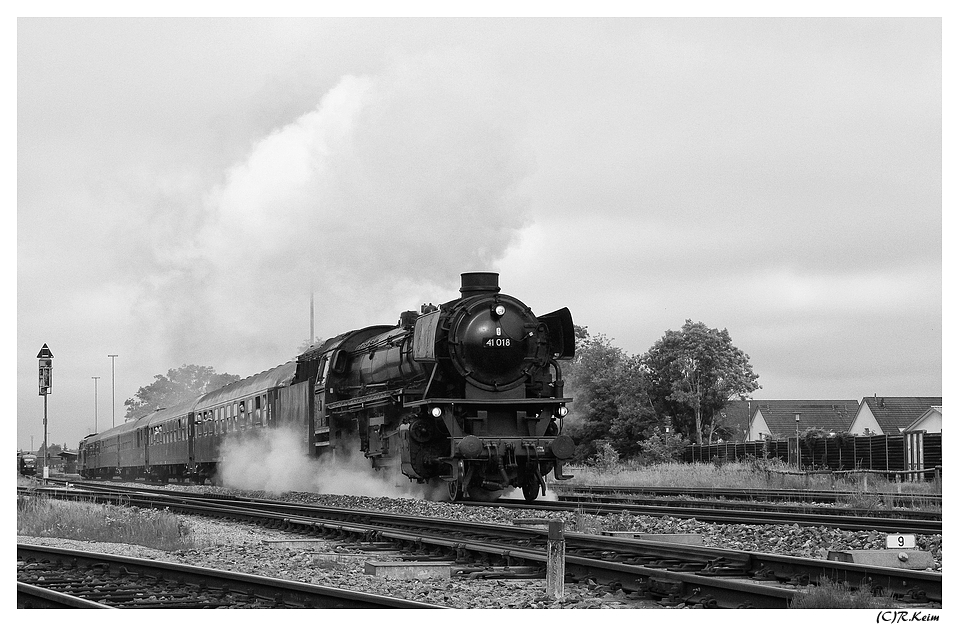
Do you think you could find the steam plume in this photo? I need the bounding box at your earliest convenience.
[136,51,533,372]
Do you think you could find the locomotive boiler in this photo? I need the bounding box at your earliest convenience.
[78,272,576,502]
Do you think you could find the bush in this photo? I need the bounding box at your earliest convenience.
[637,430,687,465]
[590,441,621,473]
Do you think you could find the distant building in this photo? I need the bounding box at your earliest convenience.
[848,396,942,435]
[58,449,78,474]
[746,400,859,441]
[906,406,942,433]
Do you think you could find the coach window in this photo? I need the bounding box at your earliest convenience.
[254,396,262,427]
[239,401,246,428]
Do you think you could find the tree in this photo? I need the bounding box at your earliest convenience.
[124,364,240,420]
[563,328,659,460]
[298,337,326,353]
[642,320,760,444]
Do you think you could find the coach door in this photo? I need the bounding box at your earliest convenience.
[139,427,150,468]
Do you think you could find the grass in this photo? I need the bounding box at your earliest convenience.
[554,460,940,494]
[549,460,941,514]
[790,577,897,609]
[17,493,206,551]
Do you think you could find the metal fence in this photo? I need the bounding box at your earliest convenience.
[683,432,942,480]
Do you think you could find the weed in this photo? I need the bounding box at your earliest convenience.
[17,494,206,551]
[790,577,896,609]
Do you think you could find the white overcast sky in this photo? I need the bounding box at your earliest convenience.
[15,13,945,451]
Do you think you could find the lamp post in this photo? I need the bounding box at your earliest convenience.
[92,376,100,433]
[108,355,118,427]
[795,413,801,437]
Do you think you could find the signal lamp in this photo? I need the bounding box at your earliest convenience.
[430,406,443,418]
[493,304,506,317]
[557,406,569,417]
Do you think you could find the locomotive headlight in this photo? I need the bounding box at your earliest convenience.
[493,304,506,317]
[557,406,569,417]
[430,406,443,418]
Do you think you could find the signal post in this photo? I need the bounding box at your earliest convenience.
[37,344,53,479]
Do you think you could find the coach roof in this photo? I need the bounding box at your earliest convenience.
[195,361,297,410]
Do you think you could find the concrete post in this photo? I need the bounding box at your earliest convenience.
[513,518,566,599]
[546,520,565,599]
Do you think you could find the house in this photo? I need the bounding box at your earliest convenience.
[848,396,943,435]
[906,406,942,433]
[746,400,859,441]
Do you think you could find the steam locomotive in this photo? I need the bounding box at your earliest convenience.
[78,272,576,501]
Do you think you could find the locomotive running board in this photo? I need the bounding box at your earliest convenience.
[326,389,401,412]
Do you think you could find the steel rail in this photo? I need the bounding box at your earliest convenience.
[553,492,941,519]
[18,544,444,609]
[469,498,942,534]
[553,484,942,506]
[17,582,116,609]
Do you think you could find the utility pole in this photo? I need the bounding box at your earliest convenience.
[108,354,118,427]
[92,376,100,432]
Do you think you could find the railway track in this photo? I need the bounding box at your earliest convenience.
[552,485,942,508]
[473,497,942,535]
[22,482,943,608]
[17,543,443,609]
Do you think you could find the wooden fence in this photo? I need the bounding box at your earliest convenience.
[683,432,942,480]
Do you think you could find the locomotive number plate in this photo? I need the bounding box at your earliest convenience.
[484,338,512,348]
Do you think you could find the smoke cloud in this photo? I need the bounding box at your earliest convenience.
[217,425,430,498]
[216,425,561,502]
[135,51,533,372]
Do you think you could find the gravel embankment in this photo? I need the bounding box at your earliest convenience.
[18,486,941,609]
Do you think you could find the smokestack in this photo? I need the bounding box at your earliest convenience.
[460,272,500,295]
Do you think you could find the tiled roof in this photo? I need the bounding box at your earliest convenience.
[862,397,942,434]
[753,400,859,436]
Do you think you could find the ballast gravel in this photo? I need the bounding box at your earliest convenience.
[18,485,942,609]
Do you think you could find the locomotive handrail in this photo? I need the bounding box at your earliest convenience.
[403,397,573,407]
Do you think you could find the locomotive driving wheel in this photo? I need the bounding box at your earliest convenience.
[447,480,462,502]
[522,470,540,502]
